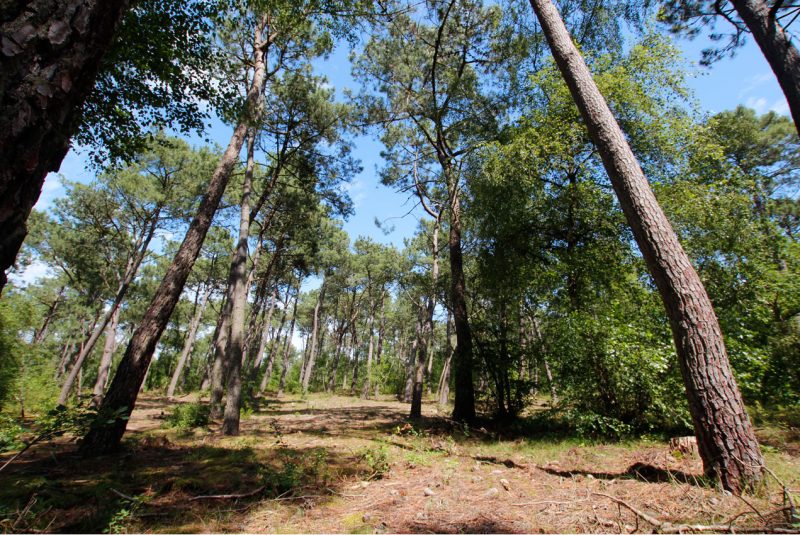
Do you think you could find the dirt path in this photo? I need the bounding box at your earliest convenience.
[1,394,797,533]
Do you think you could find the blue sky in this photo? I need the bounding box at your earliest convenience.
[32,26,790,255]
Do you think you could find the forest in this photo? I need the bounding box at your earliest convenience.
[0,0,798,533]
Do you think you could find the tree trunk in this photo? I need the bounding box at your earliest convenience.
[403,335,418,403]
[57,212,158,406]
[33,286,64,343]
[528,0,764,494]
[251,286,277,371]
[425,220,440,396]
[259,284,291,395]
[326,328,346,393]
[78,20,270,455]
[277,286,299,397]
[361,301,375,399]
[209,279,235,418]
[221,128,256,436]
[374,295,385,398]
[90,306,120,408]
[438,313,454,407]
[302,279,326,394]
[167,283,211,399]
[730,0,800,136]
[542,356,558,405]
[349,322,360,394]
[0,0,131,293]
[410,304,427,419]
[448,183,475,422]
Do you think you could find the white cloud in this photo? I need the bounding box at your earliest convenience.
[343,179,367,208]
[745,96,768,114]
[770,98,790,115]
[9,260,53,287]
[738,72,772,99]
[33,175,66,211]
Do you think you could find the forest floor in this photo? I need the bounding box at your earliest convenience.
[1,394,798,534]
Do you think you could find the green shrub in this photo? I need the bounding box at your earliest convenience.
[359,445,391,479]
[164,402,210,429]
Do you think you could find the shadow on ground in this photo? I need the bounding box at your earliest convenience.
[0,438,367,533]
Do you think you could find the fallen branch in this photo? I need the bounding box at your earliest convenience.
[189,486,265,501]
[110,488,138,501]
[473,456,527,469]
[512,498,590,507]
[592,492,800,534]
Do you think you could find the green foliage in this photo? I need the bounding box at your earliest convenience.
[0,414,25,453]
[0,295,22,411]
[164,403,210,430]
[358,445,391,479]
[79,0,223,164]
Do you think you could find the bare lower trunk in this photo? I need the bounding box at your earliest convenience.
[90,306,120,408]
[326,329,346,393]
[167,284,211,399]
[302,280,326,394]
[731,0,800,136]
[361,305,374,399]
[78,20,269,454]
[437,313,454,407]
[542,357,558,405]
[222,129,256,436]
[277,288,299,397]
[448,186,475,422]
[529,0,764,493]
[252,287,277,371]
[259,285,291,395]
[403,335,418,404]
[410,305,427,419]
[374,298,385,398]
[0,0,131,292]
[209,289,233,417]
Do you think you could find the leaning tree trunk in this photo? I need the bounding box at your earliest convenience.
[57,214,158,406]
[167,283,211,400]
[222,129,256,436]
[277,287,299,397]
[33,286,64,343]
[90,306,120,408]
[209,278,235,418]
[302,279,326,394]
[259,285,291,395]
[447,182,476,422]
[528,0,764,494]
[730,0,800,136]
[78,21,269,455]
[0,0,131,293]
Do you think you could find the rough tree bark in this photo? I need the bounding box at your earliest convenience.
[0,0,131,292]
[90,306,120,408]
[448,180,475,422]
[730,0,800,136]
[167,283,211,400]
[79,20,270,455]
[221,128,257,436]
[528,0,764,493]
